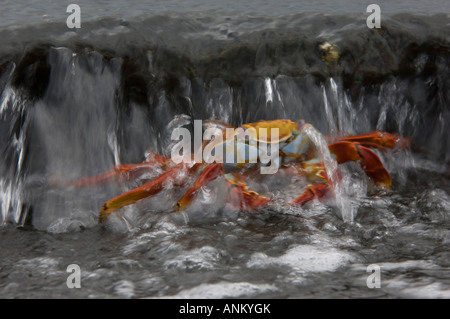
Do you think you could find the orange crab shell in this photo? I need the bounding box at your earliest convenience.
[240,119,301,144]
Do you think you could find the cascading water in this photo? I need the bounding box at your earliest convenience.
[0,6,449,299]
[0,80,30,226]
[302,123,353,222]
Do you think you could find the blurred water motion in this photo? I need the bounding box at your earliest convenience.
[0,9,448,298]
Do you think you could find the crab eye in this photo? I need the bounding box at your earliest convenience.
[297,119,306,131]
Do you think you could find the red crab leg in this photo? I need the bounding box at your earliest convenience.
[224,173,272,210]
[289,162,332,206]
[292,183,329,206]
[99,163,187,222]
[70,163,156,187]
[328,141,392,188]
[70,154,172,187]
[175,163,225,211]
[336,131,410,152]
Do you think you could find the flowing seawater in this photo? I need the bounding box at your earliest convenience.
[0,2,449,298]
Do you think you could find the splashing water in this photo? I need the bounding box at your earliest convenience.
[303,124,355,222]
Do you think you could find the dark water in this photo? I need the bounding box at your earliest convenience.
[0,4,449,298]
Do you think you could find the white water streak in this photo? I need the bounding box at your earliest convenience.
[108,131,121,166]
[264,77,273,103]
[322,83,337,136]
[303,124,353,222]
[0,79,27,226]
[0,179,24,225]
[265,77,287,117]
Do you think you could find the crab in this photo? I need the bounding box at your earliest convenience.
[69,119,409,223]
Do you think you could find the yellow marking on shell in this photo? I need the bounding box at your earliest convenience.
[241,119,298,144]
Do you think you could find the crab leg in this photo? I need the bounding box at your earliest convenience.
[289,162,332,206]
[173,164,272,212]
[99,163,187,222]
[70,163,157,187]
[175,163,224,211]
[292,183,329,206]
[224,173,272,210]
[70,154,172,187]
[328,141,392,187]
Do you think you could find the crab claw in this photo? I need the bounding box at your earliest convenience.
[328,141,392,188]
[337,131,410,152]
[291,183,329,206]
[99,164,184,223]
